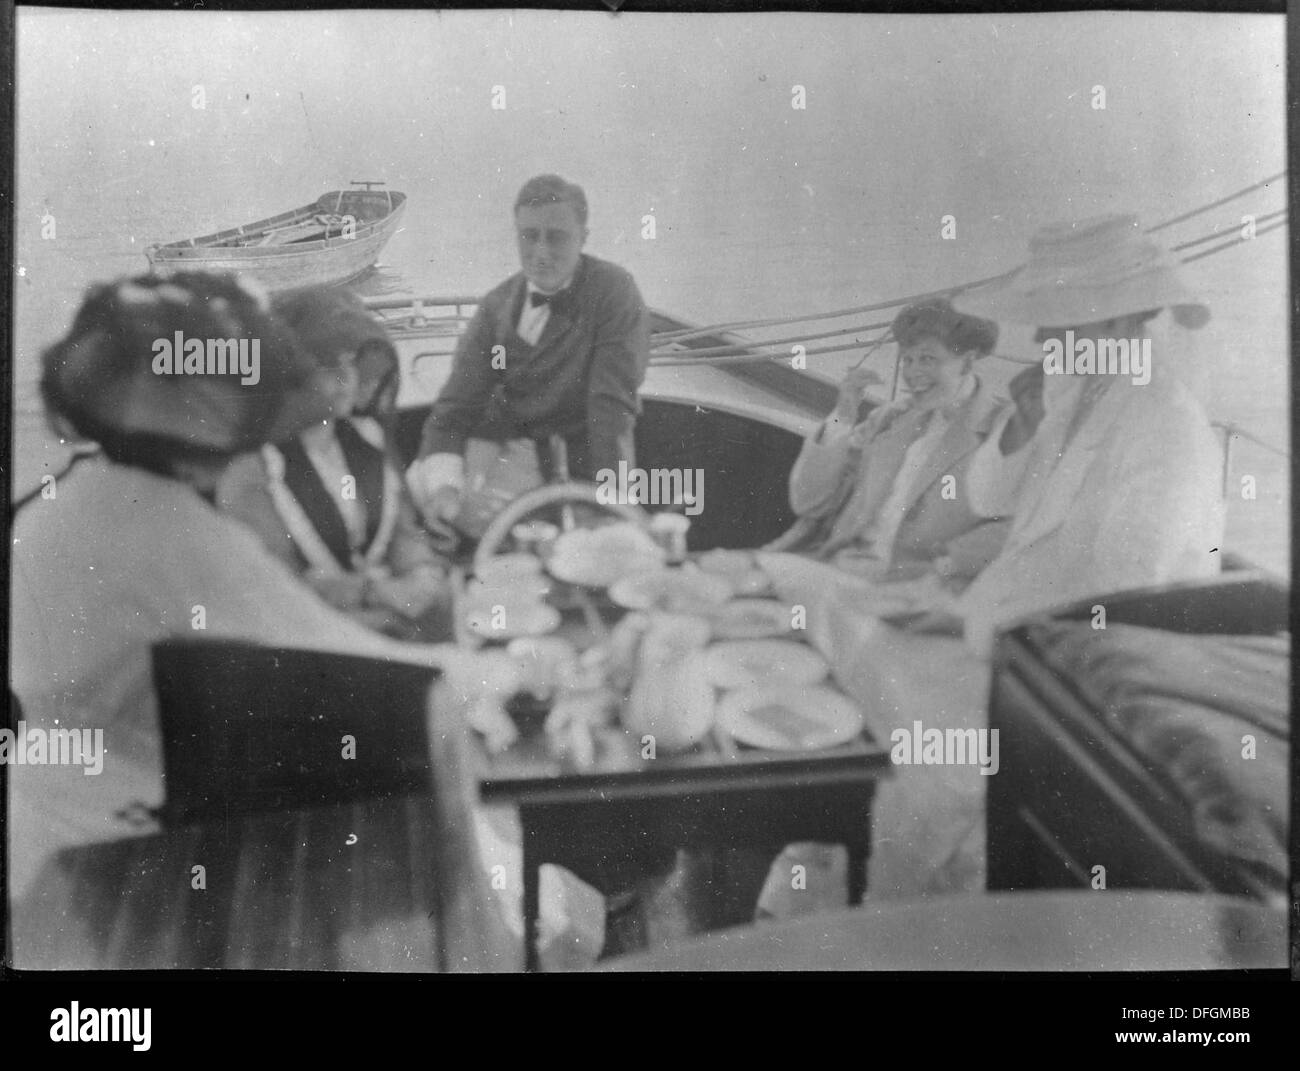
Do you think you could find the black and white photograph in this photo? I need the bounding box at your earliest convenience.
[2,0,1291,1008]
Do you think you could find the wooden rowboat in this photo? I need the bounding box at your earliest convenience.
[145,182,406,293]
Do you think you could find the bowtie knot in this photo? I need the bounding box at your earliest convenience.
[530,289,569,309]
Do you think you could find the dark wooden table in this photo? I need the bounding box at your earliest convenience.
[476,691,891,971]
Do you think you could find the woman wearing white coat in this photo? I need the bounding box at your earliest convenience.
[948,212,1224,650]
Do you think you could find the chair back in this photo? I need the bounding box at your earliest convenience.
[152,639,439,825]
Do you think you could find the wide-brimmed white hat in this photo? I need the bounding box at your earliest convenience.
[952,213,1210,331]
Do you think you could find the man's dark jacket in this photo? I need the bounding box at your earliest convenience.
[417,254,650,480]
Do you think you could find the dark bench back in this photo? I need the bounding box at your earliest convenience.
[152,640,439,825]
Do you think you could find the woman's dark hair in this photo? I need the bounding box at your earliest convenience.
[272,288,400,419]
[39,272,315,476]
[892,297,999,356]
[40,370,233,478]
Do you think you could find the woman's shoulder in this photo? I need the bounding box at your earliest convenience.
[219,447,270,482]
[215,448,275,511]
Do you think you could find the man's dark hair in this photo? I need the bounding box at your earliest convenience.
[514,174,588,226]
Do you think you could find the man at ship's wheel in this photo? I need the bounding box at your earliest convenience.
[406,173,650,543]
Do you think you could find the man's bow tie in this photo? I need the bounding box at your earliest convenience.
[530,289,568,309]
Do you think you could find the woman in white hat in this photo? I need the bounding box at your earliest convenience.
[947,212,1225,647]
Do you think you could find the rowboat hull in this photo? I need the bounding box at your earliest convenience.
[145,190,406,293]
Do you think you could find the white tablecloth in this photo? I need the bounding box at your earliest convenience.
[756,553,994,904]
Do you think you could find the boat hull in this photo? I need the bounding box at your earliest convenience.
[146,191,406,293]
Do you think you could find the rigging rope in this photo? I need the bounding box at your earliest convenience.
[650,270,1017,344]
[650,338,878,368]
[1146,170,1287,233]
[650,218,1288,372]
[651,205,1289,368]
[1180,217,1287,264]
[650,172,1289,351]
[653,320,894,361]
[1170,209,1286,252]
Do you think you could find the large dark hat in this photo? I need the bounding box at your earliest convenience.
[273,286,400,415]
[41,272,334,453]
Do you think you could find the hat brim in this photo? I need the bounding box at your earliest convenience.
[953,268,1210,331]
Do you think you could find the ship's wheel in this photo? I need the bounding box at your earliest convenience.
[471,481,652,578]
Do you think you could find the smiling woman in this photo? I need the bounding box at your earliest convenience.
[768,297,1008,586]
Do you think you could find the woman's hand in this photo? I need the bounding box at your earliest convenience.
[833,366,885,422]
[365,565,449,619]
[899,610,966,637]
[306,568,366,610]
[416,486,463,546]
[1000,364,1046,453]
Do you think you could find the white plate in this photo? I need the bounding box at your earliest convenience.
[717,685,864,750]
[704,639,828,689]
[475,553,543,584]
[463,600,561,639]
[609,568,733,612]
[695,549,757,575]
[547,524,665,587]
[725,569,774,598]
[709,599,799,640]
[465,574,553,604]
[694,551,772,596]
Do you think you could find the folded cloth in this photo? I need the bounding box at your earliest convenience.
[1026,622,1289,883]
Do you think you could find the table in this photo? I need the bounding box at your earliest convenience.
[457,551,894,972]
[479,730,889,971]
[466,578,892,971]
